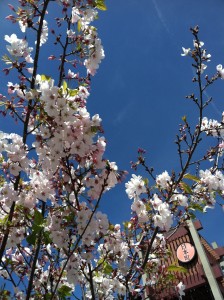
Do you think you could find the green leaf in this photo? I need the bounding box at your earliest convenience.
[103,262,113,274]
[188,203,204,213]
[77,20,82,32]
[34,210,44,226]
[27,210,44,245]
[91,126,99,133]
[41,74,51,81]
[97,258,104,266]
[58,285,72,298]
[26,232,37,245]
[143,178,149,186]
[0,215,9,226]
[145,202,152,211]
[69,89,78,96]
[182,115,187,122]
[166,273,176,281]
[43,231,52,245]
[0,289,11,299]
[123,221,131,229]
[108,224,114,231]
[0,176,5,188]
[167,265,188,273]
[95,0,107,10]
[183,173,200,182]
[188,212,196,219]
[62,80,67,91]
[180,181,192,194]
[34,293,51,300]
[2,55,12,64]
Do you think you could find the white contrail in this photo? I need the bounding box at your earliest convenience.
[113,101,135,126]
[151,0,171,35]
[190,66,222,117]
[204,90,222,117]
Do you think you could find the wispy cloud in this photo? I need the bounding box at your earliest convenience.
[204,90,223,117]
[190,66,222,117]
[113,101,134,126]
[151,0,171,35]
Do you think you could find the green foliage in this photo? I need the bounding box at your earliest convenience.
[0,285,10,300]
[40,74,51,81]
[0,175,6,187]
[77,20,82,32]
[0,215,9,227]
[91,126,99,133]
[27,210,45,245]
[181,115,187,122]
[69,89,78,96]
[62,80,68,91]
[143,177,149,186]
[123,221,131,229]
[58,285,73,299]
[183,173,200,182]
[97,258,113,274]
[43,231,52,245]
[180,181,192,194]
[95,0,107,11]
[2,55,12,65]
[188,212,196,219]
[167,264,188,273]
[188,203,204,213]
[35,293,52,300]
[103,261,113,274]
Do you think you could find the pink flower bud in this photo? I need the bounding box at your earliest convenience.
[8,4,15,11]
[48,55,56,60]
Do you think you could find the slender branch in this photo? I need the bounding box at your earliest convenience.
[125,225,158,289]
[171,36,204,194]
[141,227,159,270]
[0,201,15,263]
[58,17,71,87]
[24,0,50,142]
[26,202,46,300]
[1,260,17,287]
[88,263,96,300]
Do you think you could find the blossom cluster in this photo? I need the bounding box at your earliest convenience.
[70,7,105,75]
[201,113,224,139]
[5,33,33,63]
[181,39,211,74]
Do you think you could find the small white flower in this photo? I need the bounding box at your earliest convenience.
[200,63,207,74]
[216,64,224,79]
[202,50,211,61]
[176,282,185,298]
[181,47,191,56]
[156,171,171,189]
[71,7,80,23]
[193,40,204,48]
[125,174,147,199]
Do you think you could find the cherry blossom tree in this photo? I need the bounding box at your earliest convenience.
[0,0,223,299]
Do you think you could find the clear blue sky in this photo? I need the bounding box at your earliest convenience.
[0,0,224,245]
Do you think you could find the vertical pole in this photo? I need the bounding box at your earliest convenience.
[187,219,223,300]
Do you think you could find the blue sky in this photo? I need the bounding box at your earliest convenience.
[0,0,224,246]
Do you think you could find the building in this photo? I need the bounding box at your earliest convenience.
[163,220,224,299]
